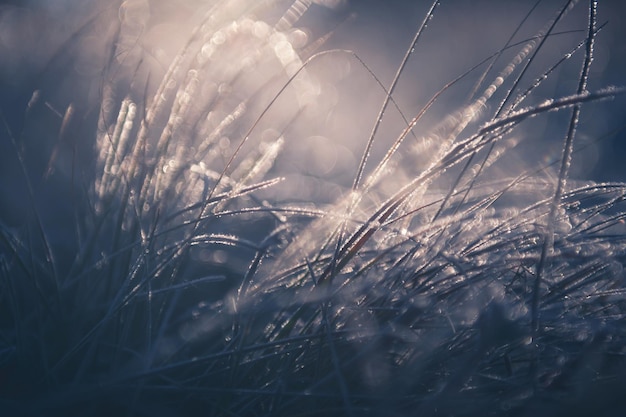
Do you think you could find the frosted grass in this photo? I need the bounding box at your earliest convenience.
[1,0,626,416]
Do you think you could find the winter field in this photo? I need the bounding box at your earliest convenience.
[1,0,626,415]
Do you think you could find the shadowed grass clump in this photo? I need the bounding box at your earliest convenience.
[1,0,626,416]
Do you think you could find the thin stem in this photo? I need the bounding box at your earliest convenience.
[531,0,597,375]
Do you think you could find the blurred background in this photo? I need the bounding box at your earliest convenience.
[1,0,625,224]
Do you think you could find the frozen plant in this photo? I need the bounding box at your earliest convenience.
[1,0,626,416]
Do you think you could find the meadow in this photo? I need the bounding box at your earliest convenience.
[1,0,626,415]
